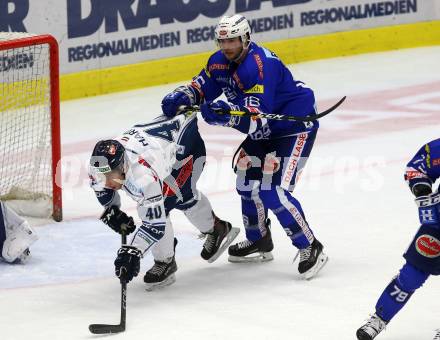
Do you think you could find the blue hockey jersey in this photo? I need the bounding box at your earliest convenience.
[190,42,318,139]
[405,138,440,193]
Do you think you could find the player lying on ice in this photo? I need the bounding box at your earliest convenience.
[161,14,328,279]
[356,138,440,340]
[0,200,38,264]
[88,112,239,290]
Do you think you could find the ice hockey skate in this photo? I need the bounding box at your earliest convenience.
[144,239,178,291]
[200,215,239,263]
[356,314,387,340]
[228,219,274,263]
[296,238,328,280]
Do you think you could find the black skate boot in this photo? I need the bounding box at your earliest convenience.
[228,219,274,263]
[200,214,240,263]
[297,238,328,280]
[144,238,178,291]
[356,314,387,340]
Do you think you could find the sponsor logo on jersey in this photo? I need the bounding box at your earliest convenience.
[288,205,314,243]
[404,167,425,180]
[208,63,229,72]
[282,133,308,187]
[425,144,431,169]
[124,179,143,196]
[253,54,264,79]
[433,158,440,167]
[244,84,264,94]
[415,234,440,258]
[255,201,268,236]
[233,72,244,90]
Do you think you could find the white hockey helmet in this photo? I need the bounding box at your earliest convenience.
[215,15,251,48]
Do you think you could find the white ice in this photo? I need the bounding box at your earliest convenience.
[1,46,440,340]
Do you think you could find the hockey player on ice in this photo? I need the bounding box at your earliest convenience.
[89,112,239,289]
[0,200,38,264]
[161,14,328,279]
[356,138,440,340]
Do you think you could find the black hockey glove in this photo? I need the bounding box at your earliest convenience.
[100,206,136,235]
[114,246,142,283]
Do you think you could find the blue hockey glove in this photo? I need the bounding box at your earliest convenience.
[415,192,440,225]
[200,100,234,126]
[114,246,142,283]
[161,86,195,117]
[100,206,136,235]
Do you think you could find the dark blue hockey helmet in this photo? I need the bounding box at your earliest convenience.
[90,139,125,174]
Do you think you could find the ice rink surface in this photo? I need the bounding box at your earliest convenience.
[1,46,439,340]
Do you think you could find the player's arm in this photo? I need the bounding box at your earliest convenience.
[200,57,275,134]
[406,140,440,226]
[88,169,136,235]
[114,175,167,283]
[161,58,223,118]
[404,140,440,197]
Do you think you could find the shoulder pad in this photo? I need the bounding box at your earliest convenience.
[236,52,263,91]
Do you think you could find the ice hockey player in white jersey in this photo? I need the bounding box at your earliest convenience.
[89,112,239,289]
[0,200,38,264]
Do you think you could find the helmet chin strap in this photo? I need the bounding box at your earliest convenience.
[232,46,249,63]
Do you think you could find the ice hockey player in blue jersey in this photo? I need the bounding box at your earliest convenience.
[356,138,440,340]
[89,113,238,290]
[161,14,328,279]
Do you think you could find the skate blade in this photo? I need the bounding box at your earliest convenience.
[145,274,176,292]
[302,252,329,280]
[228,251,274,263]
[207,227,240,264]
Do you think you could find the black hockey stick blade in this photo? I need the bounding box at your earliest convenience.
[89,233,127,335]
[89,323,125,334]
[297,95,347,122]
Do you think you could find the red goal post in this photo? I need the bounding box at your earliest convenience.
[0,33,62,221]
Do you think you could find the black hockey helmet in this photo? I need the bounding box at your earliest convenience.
[90,139,125,174]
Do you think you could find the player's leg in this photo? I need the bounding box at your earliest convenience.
[181,191,239,263]
[356,223,440,340]
[0,201,38,264]
[228,185,274,262]
[144,217,178,291]
[228,138,274,262]
[260,131,327,278]
[173,129,239,263]
[356,262,429,340]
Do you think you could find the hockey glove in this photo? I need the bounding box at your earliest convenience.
[200,100,234,126]
[161,86,195,117]
[100,206,136,235]
[114,245,142,283]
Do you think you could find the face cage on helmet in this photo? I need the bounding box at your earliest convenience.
[90,162,125,190]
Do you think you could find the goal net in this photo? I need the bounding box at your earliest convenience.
[0,33,62,221]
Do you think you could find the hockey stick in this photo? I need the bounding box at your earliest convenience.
[181,96,346,122]
[89,232,127,334]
